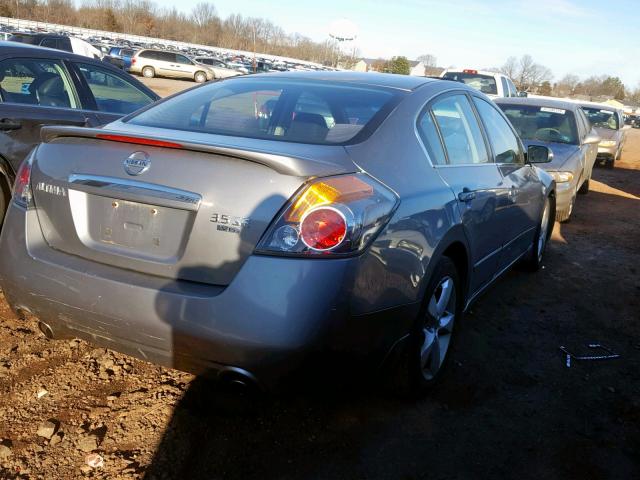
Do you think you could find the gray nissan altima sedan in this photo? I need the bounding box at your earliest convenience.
[0,72,556,393]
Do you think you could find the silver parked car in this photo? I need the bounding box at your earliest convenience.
[193,57,242,79]
[495,97,600,222]
[130,49,214,83]
[0,72,555,392]
[580,103,629,168]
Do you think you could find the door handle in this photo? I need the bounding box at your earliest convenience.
[0,118,22,131]
[458,189,476,202]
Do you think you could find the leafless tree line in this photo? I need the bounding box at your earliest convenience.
[498,54,635,102]
[0,0,341,64]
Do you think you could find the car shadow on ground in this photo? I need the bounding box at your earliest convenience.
[142,165,640,480]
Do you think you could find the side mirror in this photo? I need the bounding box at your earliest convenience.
[583,133,601,145]
[527,145,553,163]
[518,91,528,98]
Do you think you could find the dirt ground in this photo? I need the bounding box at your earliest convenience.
[0,86,639,478]
[138,77,197,97]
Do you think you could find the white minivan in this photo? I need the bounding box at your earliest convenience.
[440,68,521,98]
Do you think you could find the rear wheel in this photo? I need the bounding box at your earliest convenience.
[402,256,461,395]
[142,67,155,78]
[194,71,207,83]
[0,176,9,227]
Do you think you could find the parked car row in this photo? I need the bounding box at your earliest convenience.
[0,44,629,394]
[0,50,562,393]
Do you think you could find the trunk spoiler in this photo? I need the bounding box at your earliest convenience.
[40,126,355,178]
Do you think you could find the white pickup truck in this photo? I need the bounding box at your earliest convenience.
[440,68,522,98]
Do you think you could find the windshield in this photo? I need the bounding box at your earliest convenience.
[581,107,619,130]
[127,78,400,145]
[498,104,578,145]
[442,72,498,95]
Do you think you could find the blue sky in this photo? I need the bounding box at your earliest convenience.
[154,0,638,86]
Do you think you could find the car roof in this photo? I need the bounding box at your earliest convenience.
[9,32,65,39]
[494,96,581,112]
[232,71,437,91]
[0,40,81,58]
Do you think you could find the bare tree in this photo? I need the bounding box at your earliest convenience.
[501,55,553,91]
[416,54,437,67]
[500,56,518,79]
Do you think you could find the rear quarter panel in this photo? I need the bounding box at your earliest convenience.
[345,83,468,317]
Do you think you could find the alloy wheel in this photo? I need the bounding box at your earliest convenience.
[421,276,456,380]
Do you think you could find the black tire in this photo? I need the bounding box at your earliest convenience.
[400,256,462,396]
[522,195,554,272]
[142,66,155,78]
[578,178,590,195]
[0,176,10,228]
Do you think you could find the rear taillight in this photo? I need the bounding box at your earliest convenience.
[256,174,398,257]
[131,58,136,65]
[13,151,34,209]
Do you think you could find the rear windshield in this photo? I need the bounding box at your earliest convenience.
[581,107,619,130]
[498,104,578,145]
[126,78,401,145]
[442,72,498,95]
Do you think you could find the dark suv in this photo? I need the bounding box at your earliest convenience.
[0,42,159,224]
[8,33,73,52]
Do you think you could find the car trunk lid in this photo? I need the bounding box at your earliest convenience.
[31,127,356,285]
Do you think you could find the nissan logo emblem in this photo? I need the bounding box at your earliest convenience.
[123,151,151,176]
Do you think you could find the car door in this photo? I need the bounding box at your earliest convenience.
[472,96,543,270]
[174,54,196,79]
[0,56,100,174]
[69,61,157,124]
[419,92,507,293]
[155,52,176,77]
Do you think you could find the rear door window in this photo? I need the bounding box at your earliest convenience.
[158,52,176,63]
[417,110,447,166]
[0,58,78,109]
[76,62,154,114]
[175,55,193,65]
[40,38,57,49]
[431,94,490,165]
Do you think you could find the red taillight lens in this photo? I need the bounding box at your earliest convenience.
[13,154,33,208]
[256,174,399,257]
[300,207,347,251]
[131,58,136,65]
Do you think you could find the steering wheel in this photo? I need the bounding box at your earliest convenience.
[535,128,563,141]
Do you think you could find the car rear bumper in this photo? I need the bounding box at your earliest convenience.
[0,207,414,389]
